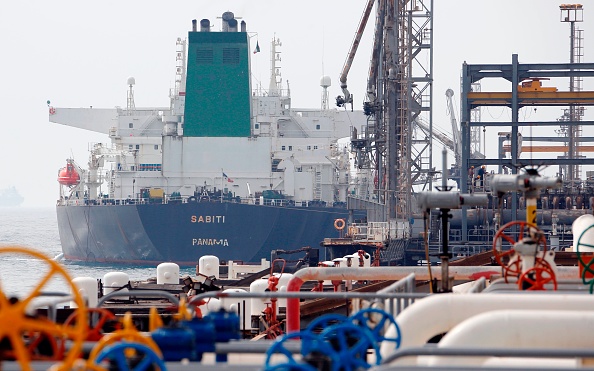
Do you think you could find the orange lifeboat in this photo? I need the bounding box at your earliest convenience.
[58,163,80,186]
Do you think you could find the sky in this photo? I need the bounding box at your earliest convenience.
[0,0,592,206]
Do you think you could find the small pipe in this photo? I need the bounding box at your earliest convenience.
[192,19,197,32]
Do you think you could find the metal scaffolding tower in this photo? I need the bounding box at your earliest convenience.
[460,54,594,240]
[349,0,434,227]
[559,4,584,183]
[559,4,585,182]
[391,0,434,221]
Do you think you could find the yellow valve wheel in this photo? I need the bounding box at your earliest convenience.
[148,307,164,332]
[0,246,87,371]
[87,311,162,368]
[172,297,192,322]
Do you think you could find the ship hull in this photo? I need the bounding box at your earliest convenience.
[57,202,362,266]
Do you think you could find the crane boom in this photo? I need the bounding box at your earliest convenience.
[445,89,462,166]
[415,120,455,154]
[336,0,375,109]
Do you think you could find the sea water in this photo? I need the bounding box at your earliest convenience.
[0,207,196,299]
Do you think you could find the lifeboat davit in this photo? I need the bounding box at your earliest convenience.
[58,163,80,186]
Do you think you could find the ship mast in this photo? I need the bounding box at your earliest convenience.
[126,77,136,114]
[269,36,282,96]
[175,37,187,95]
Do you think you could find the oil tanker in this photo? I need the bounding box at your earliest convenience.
[50,13,368,266]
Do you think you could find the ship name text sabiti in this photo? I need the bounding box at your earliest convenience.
[191,215,225,223]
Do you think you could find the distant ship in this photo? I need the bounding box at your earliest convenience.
[49,12,369,266]
[0,187,24,207]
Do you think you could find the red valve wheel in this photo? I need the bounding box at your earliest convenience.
[493,221,546,271]
[518,260,557,291]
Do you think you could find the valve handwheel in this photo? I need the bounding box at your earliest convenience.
[63,307,119,342]
[0,246,87,371]
[350,308,402,350]
[493,221,547,277]
[264,331,340,371]
[87,312,162,365]
[502,255,522,283]
[93,341,167,371]
[574,223,594,293]
[518,260,557,291]
[305,313,347,334]
[320,322,380,370]
[4,322,62,362]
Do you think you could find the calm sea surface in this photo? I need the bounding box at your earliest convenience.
[0,207,196,298]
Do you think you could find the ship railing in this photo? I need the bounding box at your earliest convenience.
[252,87,291,98]
[227,259,271,279]
[260,198,292,207]
[117,128,166,137]
[425,243,493,258]
[351,222,390,243]
[237,197,296,206]
[60,195,342,209]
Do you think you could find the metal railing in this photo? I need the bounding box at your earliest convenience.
[58,195,347,208]
[189,290,428,324]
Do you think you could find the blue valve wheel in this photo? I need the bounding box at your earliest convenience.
[305,313,348,334]
[94,341,167,371]
[264,331,340,371]
[350,307,402,349]
[320,322,380,370]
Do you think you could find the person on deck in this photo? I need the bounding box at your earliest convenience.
[476,165,486,187]
[468,166,475,192]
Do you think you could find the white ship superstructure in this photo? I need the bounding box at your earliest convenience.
[50,33,365,207]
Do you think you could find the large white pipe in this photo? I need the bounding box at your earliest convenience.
[380,293,594,360]
[426,309,594,367]
[572,214,594,252]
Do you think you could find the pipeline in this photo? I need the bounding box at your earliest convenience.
[380,292,594,361]
[425,309,594,367]
[286,266,579,333]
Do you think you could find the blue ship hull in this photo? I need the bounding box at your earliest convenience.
[57,202,363,266]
